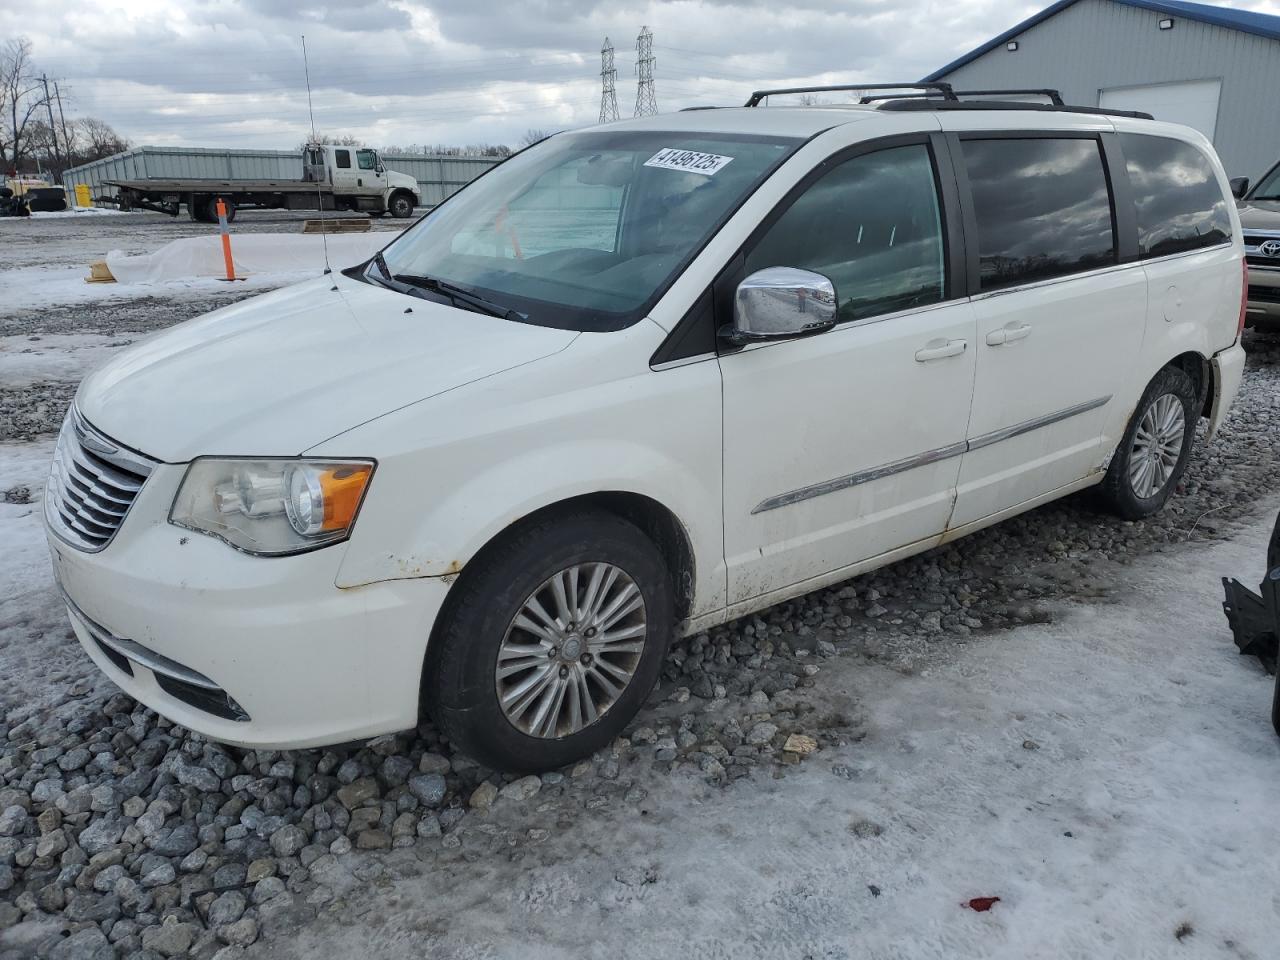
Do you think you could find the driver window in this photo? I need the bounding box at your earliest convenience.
[357,149,377,171]
[746,143,946,323]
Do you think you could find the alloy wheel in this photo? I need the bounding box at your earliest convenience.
[495,562,647,739]
[1129,393,1185,499]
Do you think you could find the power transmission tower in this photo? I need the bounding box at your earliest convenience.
[633,27,657,117]
[599,37,620,123]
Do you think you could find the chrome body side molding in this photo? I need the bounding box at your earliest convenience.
[752,395,1112,514]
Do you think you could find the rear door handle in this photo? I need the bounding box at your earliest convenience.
[985,322,1032,346]
[914,338,967,362]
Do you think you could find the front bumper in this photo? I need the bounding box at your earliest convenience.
[45,461,451,750]
[1246,266,1280,327]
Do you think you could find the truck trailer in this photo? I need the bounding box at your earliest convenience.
[103,144,422,222]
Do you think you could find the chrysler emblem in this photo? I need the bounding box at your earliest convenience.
[76,427,118,457]
[1261,239,1280,258]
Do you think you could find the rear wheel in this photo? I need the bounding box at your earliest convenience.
[426,509,673,772]
[207,196,236,223]
[1097,366,1198,519]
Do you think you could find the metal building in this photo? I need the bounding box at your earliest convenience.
[62,146,501,208]
[924,0,1280,181]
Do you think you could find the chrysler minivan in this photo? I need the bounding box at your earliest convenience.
[45,85,1247,771]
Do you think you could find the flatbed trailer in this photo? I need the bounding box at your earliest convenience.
[101,144,422,222]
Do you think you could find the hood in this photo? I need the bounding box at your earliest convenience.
[77,274,577,462]
[1237,198,1280,231]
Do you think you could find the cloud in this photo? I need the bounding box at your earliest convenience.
[16,0,1280,150]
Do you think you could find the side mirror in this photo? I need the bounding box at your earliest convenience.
[721,267,837,345]
[1230,177,1250,200]
[376,164,385,175]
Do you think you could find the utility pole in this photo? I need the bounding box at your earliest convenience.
[599,37,619,123]
[54,82,73,168]
[40,74,61,174]
[634,27,657,118]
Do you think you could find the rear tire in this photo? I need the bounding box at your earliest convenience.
[426,509,673,772]
[1097,366,1198,520]
[207,196,236,223]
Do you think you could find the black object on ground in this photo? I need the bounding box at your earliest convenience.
[1221,510,1280,735]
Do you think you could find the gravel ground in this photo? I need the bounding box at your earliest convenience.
[1,215,1279,957]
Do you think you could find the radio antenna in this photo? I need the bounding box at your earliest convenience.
[301,34,332,276]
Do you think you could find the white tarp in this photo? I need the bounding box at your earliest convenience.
[104,233,390,284]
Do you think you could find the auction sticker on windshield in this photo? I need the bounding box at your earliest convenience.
[644,148,734,176]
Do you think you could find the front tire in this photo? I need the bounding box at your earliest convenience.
[1097,366,1198,520]
[426,510,673,772]
[388,191,415,219]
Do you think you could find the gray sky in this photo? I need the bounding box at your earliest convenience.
[20,0,1280,151]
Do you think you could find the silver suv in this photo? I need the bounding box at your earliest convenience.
[1233,162,1280,327]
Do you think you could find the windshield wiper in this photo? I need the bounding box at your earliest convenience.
[366,252,420,297]
[1252,194,1280,201]
[393,273,528,322]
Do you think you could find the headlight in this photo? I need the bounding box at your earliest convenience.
[169,459,374,556]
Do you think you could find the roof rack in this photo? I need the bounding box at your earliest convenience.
[877,99,1153,120]
[744,82,956,107]
[856,88,1066,106]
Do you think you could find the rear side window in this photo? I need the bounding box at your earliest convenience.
[745,143,946,322]
[335,149,351,169]
[1120,134,1231,257]
[960,138,1115,291]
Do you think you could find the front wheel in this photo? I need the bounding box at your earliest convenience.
[387,192,415,219]
[1097,366,1198,519]
[426,510,673,772]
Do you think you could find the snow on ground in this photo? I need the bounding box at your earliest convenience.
[259,504,1280,960]
[5,262,325,314]
[105,232,387,282]
[27,207,126,219]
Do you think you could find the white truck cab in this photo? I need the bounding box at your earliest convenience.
[46,84,1248,772]
[304,143,420,218]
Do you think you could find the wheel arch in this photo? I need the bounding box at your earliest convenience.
[419,490,696,708]
[1165,350,1213,418]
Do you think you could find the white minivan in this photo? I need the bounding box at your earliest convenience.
[45,85,1248,771]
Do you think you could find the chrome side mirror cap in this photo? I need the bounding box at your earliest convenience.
[722,267,838,346]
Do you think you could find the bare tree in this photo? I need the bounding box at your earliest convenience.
[75,116,129,162]
[0,37,50,173]
[296,132,366,150]
[519,128,553,148]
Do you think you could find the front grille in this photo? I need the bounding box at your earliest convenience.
[1243,234,1280,272]
[45,407,156,552]
[1248,285,1280,305]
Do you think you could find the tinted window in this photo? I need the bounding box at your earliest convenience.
[961,138,1115,291]
[335,149,351,169]
[746,144,945,322]
[1120,134,1232,257]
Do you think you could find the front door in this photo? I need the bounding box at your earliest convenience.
[720,140,977,605]
[947,133,1147,527]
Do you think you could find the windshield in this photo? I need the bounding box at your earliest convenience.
[1253,162,1280,200]
[376,130,802,331]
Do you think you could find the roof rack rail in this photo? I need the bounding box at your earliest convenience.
[876,99,1153,120]
[744,82,956,107]
[858,88,1065,105]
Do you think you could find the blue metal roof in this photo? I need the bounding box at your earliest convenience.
[923,0,1280,81]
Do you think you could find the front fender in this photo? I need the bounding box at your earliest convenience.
[319,326,726,617]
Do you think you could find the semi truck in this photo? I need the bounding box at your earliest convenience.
[102,143,422,222]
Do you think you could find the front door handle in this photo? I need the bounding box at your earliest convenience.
[985,322,1032,346]
[914,338,967,362]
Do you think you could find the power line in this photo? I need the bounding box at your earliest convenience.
[633,26,657,118]
[599,37,619,123]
